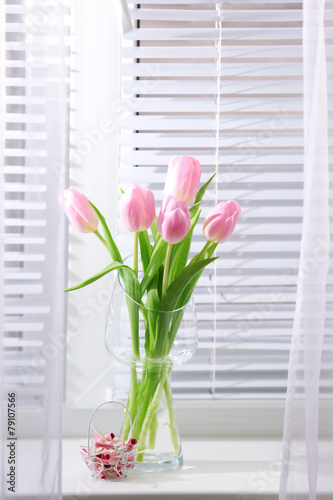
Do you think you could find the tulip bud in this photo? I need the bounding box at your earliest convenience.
[60,188,99,233]
[120,184,155,232]
[164,155,201,205]
[203,200,241,244]
[157,195,191,245]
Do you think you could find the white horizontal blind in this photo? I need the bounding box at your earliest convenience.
[117,1,311,399]
[1,0,69,409]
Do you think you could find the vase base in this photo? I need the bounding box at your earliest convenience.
[132,452,183,474]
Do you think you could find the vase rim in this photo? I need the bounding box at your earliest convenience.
[117,272,193,314]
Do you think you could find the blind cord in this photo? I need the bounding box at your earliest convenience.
[212,0,223,398]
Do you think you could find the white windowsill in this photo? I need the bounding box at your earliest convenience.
[63,438,282,499]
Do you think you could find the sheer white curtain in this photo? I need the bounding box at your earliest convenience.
[0,3,5,498]
[0,1,68,498]
[279,0,333,498]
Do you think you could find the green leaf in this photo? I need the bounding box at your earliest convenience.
[144,324,150,355]
[161,257,217,312]
[189,241,218,267]
[195,173,216,204]
[190,173,216,217]
[66,255,142,359]
[120,263,145,360]
[158,265,164,300]
[139,230,152,273]
[147,285,160,313]
[166,245,218,356]
[166,309,185,356]
[88,201,122,263]
[145,279,160,355]
[150,215,159,243]
[153,257,218,356]
[140,237,167,297]
[125,295,140,358]
[204,242,218,259]
[189,201,201,217]
[182,243,218,305]
[169,209,201,282]
[65,261,136,292]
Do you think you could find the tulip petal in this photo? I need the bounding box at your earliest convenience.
[61,188,99,233]
[68,191,97,228]
[219,210,241,244]
[203,214,222,242]
[143,189,156,230]
[164,155,201,205]
[158,194,191,244]
[203,200,241,243]
[120,185,156,232]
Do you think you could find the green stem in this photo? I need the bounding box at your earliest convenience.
[122,366,138,440]
[162,243,173,295]
[136,366,169,461]
[147,409,158,450]
[132,370,158,439]
[194,240,211,262]
[94,229,108,250]
[134,232,139,276]
[164,369,179,452]
[126,296,140,358]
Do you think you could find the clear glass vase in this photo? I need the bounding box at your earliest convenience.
[105,272,197,472]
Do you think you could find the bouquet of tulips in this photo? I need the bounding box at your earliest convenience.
[61,155,240,460]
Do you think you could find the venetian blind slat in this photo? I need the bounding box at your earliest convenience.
[117,1,312,398]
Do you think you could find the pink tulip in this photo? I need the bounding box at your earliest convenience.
[203,200,241,243]
[164,155,201,205]
[60,188,99,233]
[120,184,155,232]
[158,195,191,244]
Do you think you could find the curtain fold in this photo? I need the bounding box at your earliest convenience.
[279,0,333,498]
[0,2,6,498]
[0,1,68,498]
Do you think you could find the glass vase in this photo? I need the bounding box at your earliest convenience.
[105,272,197,472]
